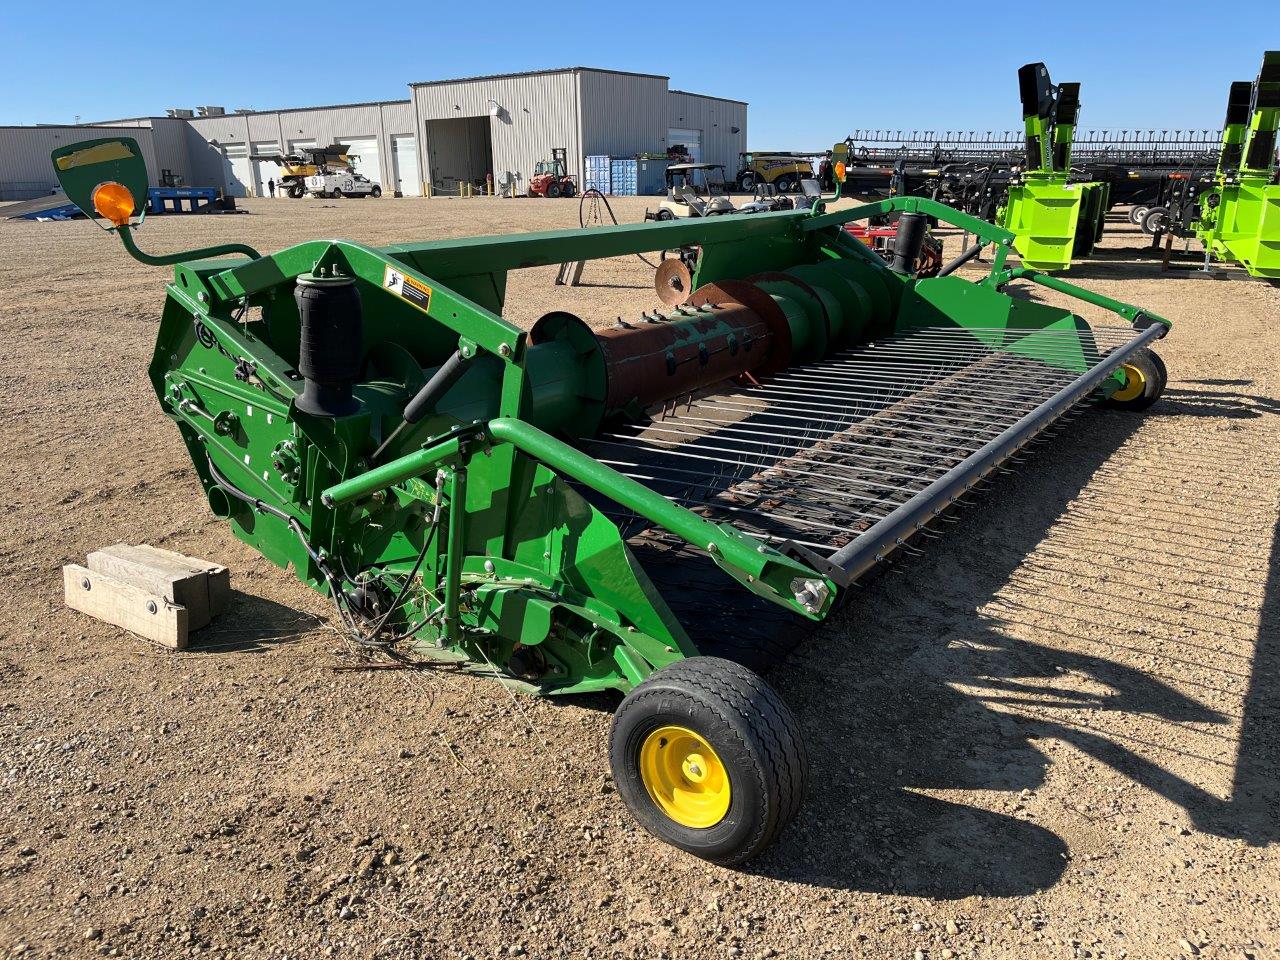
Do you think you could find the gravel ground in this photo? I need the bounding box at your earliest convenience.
[1,194,1278,960]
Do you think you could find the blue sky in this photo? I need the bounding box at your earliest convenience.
[2,0,1274,144]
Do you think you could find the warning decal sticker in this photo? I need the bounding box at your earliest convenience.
[383,265,433,313]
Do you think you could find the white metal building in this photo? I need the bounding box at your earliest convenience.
[410,68,747,193]
[1,67,746,200]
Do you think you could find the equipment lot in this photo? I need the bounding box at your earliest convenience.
[1,197,1278,958]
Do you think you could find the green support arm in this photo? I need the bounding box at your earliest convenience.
[117,224,261,266]
[801,195,1017,247]
[486,418,834,619]
[321,433,468,507]
[318,418,835,620]
[991,266,1172,329]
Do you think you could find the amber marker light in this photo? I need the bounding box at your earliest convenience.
[834,161,847,182]
[92,181,135,227]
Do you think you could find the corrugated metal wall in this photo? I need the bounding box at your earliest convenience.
[578,71,668,163]
[665,92,748,172]
[93,117,194,186]
[1,79,748,202]
[185,101,413,194]
[412,71,581,193]
[0,126,162,199]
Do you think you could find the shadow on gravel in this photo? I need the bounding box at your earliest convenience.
[190,592,324,653]
[742,395,1277,895]
[1215,513,1280,845]
[1154,386,1280,419]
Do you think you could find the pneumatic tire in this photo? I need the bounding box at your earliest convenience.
[1140,206,1168,235]
[609,656,808,865]
[1128,204,1149,226]
[1104,347,1166,411]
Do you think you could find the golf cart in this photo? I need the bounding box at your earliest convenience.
[645,163,736,220]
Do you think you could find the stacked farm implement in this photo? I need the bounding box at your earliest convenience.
[50,135,1171,865]
[1144,51,1280,279]
[831,62,1110,272]
[828,58,1280,274]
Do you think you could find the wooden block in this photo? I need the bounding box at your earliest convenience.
[88,544,213,630]
[128,544,230,617]
[63,564,189,650]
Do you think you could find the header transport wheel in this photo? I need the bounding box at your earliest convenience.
[1104,347,1167,411]
[609,657,808,865]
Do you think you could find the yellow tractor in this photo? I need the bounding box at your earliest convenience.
[734,152,815,193]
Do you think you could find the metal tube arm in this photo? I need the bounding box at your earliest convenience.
[802,195,1018,247]
[990,266,1172,329]
[117,223,260,266]
[485,418,835,620]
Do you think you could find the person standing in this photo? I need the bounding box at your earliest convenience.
[267,178,276,198]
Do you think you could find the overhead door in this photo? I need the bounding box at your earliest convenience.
[220,143,250,197]
[391,135,420,196]
[668,128,701,163]
[251,141,280,197]
[339,137,381,189]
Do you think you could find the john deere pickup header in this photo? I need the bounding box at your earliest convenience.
[51,136,1170,864]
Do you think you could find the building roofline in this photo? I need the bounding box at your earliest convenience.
[669,89,749,106]
[86,98,412,126]
[186,99,413,118]
[0,123,146,130]
[409,66,669,88]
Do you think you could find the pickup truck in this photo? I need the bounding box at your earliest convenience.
[305,172,382,198]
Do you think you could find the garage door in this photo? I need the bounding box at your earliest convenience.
[668,128,701,163]
[339,138,381,189]
[392,135,420,197]
[251,141,280,197]
[220,143,250,198]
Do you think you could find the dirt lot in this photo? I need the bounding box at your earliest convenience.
[1,194,1278,960]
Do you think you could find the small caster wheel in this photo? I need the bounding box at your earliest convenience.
[1105,347,1167,411]
[609,656,808,865]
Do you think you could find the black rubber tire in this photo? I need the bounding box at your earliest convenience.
[561,181,576,198]
[656,208,675,221]
[1128,204,1148,226]
[774,176,794,194]
[331,188,343,199]
[288,184,304,199]
[1140,206,1168,236]
[609,656,808,866]
[1104,347,1167,411]
[547,183,563,199]
[738,173,756,193]
[371,186,382,198]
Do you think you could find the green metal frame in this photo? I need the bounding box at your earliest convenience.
[999,69,1107,272]
[51,134,1169,696]
[1195,51,1280,279]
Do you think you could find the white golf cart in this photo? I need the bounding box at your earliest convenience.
[645,163,737,220]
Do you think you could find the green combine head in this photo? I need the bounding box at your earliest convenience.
[1196,51,1280,278]
[51,136,1171,865]
[1001,64,1108,272]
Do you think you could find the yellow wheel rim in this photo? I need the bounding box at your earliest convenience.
[638,725,731,829]
[1112,362,1147,402]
